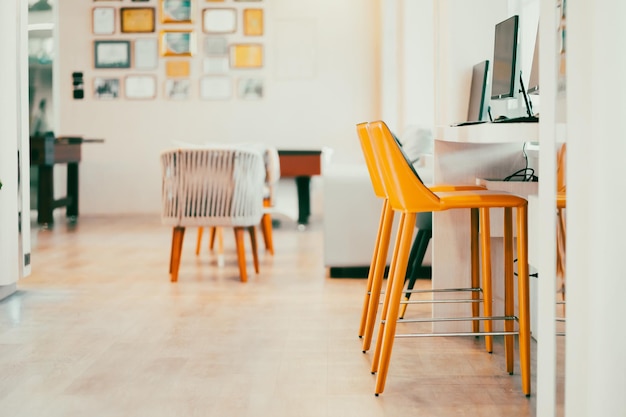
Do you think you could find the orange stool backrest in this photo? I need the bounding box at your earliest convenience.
[368,120,441,212]
[356,122,386,199]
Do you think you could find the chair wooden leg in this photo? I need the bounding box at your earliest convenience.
[216,227,224,267]
[234,227,248,282]
[261,198,274,255]
[516,205,531,396]
[248,226,260,274]
[503,208,515,374]
[363,201,395,353]
[375,212,416,396]
[195,227,204,256]
[370,212,403,373]
[359,199,389,338]
[170,226,185,282]
[470,208,480,333]
[209,227,217,250]
[479,208,493,353]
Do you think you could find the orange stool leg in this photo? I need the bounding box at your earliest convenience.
[503,207,515,374]
[370,211,402,372]
[248,226,260,274]
[359,199,389,338]
[480,208,493,353]
[362,201,395,352]
[470,208,480,333]
[516,205,531,396]
[375,212,416,395]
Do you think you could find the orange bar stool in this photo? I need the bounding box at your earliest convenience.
[367,120,531,397]
[355,123,487,354]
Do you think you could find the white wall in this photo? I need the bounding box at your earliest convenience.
[1,0,30,294]
[56,0,381,215]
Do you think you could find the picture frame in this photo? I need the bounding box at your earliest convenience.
[160,0,193,24]
[204,36,228,55]
[230,44,263,68]
[202,8,237,34]
[134,38,158,70]
[165,79,191,100]
[166,60,191,77]
[93,77,120,99]
[160,30,195,56]
[92,7,115,35]
[121,7,155,33]
[94,40,131,69]
[200,76,231,100]
[203,56,229,74]
[243,9,263,36]
[238,78,263,100]
[125,75,157,99]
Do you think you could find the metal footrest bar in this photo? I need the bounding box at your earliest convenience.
[404,287,482,294]
[401,298,483,304]
[396,315,517,324]
[556,318,566,322]
[395,330,519,338]
[557,332,566,337]
[557,301,566,305]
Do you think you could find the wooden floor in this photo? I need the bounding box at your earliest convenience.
[0,214,558,416]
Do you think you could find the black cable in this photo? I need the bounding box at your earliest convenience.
[503,142,538,182]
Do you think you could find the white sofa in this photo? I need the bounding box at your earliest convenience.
[323,126,434,277]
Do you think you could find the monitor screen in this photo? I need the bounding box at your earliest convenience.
[527,24,540,94]
[467,60,490,122]
[491,15,519,99]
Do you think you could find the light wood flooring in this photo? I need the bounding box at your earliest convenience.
[0,214,558,416]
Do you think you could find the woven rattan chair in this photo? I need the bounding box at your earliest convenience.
[161,147,266,282]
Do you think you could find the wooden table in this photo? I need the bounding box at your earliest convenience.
[30,134,103,224]
[277,150,322,225]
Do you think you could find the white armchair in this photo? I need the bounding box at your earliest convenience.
[161,147,266,282]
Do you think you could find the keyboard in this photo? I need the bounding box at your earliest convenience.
[450,120,488,127]
[492,116,539,123]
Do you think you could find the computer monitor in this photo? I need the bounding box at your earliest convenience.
[527,24,540,95]
[467,60,490,122]
[491,15,519,99]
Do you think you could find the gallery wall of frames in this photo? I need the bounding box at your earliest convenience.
[90,0,264,101]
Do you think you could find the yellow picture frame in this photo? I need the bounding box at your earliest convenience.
[166,60,191,77]
[120,7,156,33]
[243,9,263,36]
[230,44,263,68]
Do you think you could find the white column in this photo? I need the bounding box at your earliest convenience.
[566,1,626,416]
[0,0,20,294]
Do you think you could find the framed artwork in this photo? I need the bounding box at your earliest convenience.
[243,9,263,36]
[160,30,195,56]
[230,44,262,68]
[200,76,231,100]
[165,79,191,100]
[238,78,263,100]
[202,8,236,33]
[94,40,131,68]
[121,7,155,33]
[160,0,192,23]
[204,36,228,55]
[134,38,158,70]
[93,77,120,99]
[92,7,115,35]
[203,56,229,74]
[125,75,157,99]
[166,60,191,77]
